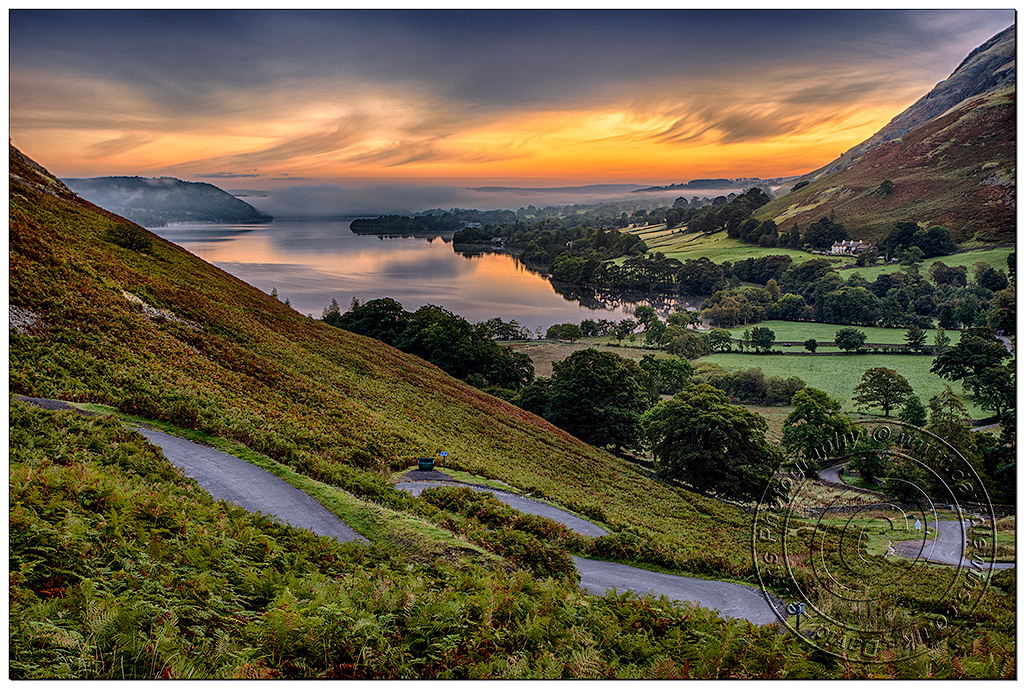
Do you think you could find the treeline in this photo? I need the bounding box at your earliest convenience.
[322,298,534,393]
[699,254,1014,331]
[455,220,648,268]
[350,208,519,234]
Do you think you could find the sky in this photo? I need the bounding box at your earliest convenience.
[9,9,1016,213]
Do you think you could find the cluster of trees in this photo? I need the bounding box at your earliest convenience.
[691,362,806,405]
[512,349,785,501]
[351,208,518,235]
[665,188,773,236]
[881,221,957,260]
[453,219,648,268]
[322,298,534,393]
[846,381,1014,505]
[699,253,1014,331]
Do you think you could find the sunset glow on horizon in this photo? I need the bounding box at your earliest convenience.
[10,9,1016,192]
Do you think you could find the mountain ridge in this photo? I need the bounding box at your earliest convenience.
[795,24,1015,187]
[755,26,1016,243]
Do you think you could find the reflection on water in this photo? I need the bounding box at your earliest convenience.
[151,219,693,330]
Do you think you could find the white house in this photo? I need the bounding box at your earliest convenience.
[829,240,871,255]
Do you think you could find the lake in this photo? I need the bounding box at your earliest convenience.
[150,219,694,331]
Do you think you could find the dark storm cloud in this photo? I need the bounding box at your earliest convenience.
[11,9,1014,114]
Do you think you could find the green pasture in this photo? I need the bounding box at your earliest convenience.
[625,224,837,266]
[838,245,1014,282]
[701,352,986,418]
[724,320,962,346]
[625,224,1012,289]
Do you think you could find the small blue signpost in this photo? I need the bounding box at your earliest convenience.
[440,451,447,469]
[788,602,806,631]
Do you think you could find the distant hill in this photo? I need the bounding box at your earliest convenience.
[634,177,795,194]
[62,175,272,226]
[757,26,1015,244]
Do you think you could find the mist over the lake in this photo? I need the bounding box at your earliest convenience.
[240,182,756,218]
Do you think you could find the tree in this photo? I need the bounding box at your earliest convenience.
[802,216,848,250]
[321,298,343,327]
[987,287,1015,335]
[765,278,782,301]
[781,388,858,468]
[639,354,693,399]
[901,246,925,266]
[973,262,1009,293]
[643,384,784,501]
[644,319,667,347]
[931,327,1010,398]
[933,327,950,353]
[803,338,818,353]
[904,324,926,352]
[770,293,812,321]
[546,349,649,452]
[926,386,977,460]
[853,367,913,417]
[749,326,776,353]
[702,328,733,353]
[834,327,867,352]
[661,326,708,359]
[976,361,1015,424]
[633,305,658,331]
[560,323,583,343]
[897,394,928,427]
[613,318,637,342]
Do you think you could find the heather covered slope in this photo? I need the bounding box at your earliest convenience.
[755,84,1015,244]
[9,144,751,569]
[796,25,1015,186]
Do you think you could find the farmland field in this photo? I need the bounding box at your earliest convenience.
[623,224,841,265]
[724,320,962,346]
[623,225,1012,291]
[837,245,1014,281]
[701,352,987,418]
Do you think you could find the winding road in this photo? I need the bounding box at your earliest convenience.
[395,480,608,538]
[910,517,1014,570]
[397,479,783,625]
[817,459,1013,569]
[17,396,783,625]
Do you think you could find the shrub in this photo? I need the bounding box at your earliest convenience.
[104,223,153,253]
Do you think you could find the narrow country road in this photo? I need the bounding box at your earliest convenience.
[573,557,783,625]
[133,428,366,543]
[395,480,608,537]
[815,459,1014,570]
[818,463,844,485]
[911,518,1015,570]
[397,479,783,625]
[18,396,783,623]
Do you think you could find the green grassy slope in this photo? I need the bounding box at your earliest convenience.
[8,145,750,572]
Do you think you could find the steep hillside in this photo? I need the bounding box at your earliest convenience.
[796,25,1015,186]
[63,175,272,226]
[9,144,751,570]
[755,84,1015,244]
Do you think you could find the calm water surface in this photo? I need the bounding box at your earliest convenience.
[151,219,677,330]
